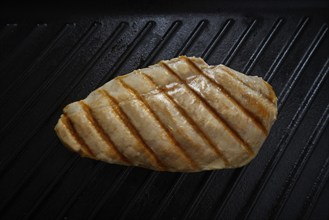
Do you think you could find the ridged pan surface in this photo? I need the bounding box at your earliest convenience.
[0,7,328,220]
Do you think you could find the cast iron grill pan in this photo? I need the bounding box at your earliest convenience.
[0,4,328,220]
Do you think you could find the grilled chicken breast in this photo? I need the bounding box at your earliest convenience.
[55,56,277,172]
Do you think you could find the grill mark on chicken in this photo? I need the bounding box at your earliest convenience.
[160,61,254,156]
[79,101,131,165]
[183,57,268,135]
[219,65,276,104]
[145,95,203,167]
[98,89,165,170]
[55,56,278,172]
[61,114,95,158]
[139,71,230,166]
[116,78,199,170]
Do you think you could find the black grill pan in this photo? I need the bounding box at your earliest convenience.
[0,1,328,219]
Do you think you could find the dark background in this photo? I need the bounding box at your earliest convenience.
[0,1,328,219]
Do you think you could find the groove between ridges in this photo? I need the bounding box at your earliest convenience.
[0,23,74,104]
[30,21,168,220]
[0,22,100,136]
[2,21,147,220]
[213,16,312,219]
[0,22,127,179]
